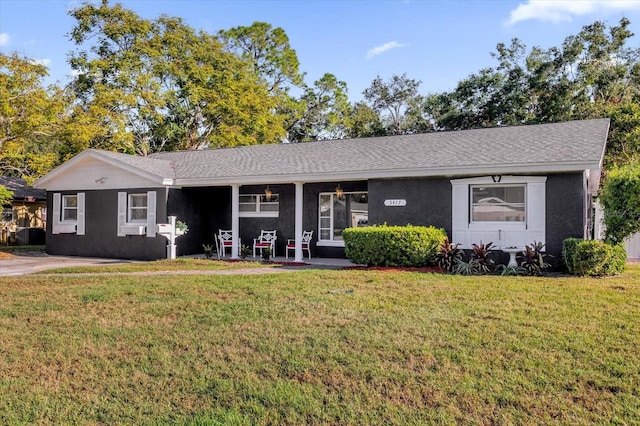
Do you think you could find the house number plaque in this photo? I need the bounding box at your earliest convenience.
[384,199,407,207]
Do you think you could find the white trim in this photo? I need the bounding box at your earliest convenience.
[318,191,368,245]
[33,149,171,189]
[76,193,85,235]
[451,176,546,249]
[231,185,240,259]
[316,240,345,248]
[294,182,303,262]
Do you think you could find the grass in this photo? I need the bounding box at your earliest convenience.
[1,265,639,424]
[38,258,273,274]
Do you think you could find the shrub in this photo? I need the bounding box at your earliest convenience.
[600,164,640,244]
[343,225,447,267]
[562,238,627,276]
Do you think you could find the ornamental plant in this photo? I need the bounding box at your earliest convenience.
[437,237,463,273]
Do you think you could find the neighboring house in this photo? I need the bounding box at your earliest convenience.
[33,119,609,262]
[0,176,47,245]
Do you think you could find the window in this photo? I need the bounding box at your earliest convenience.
[471,185,525,222]
[1,208,12,222]
[62,195,78,221]
[451,176,546,249]
[128,194,148,222]
[319,192,368,245]
[52,193,85,235]
[117,191,156,237]
[239,194,279,217]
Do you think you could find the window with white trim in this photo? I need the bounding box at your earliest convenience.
[117,190,157,237]
[62,195,78,221]
[52,192,85,235]
[239,194,279,217]
[451,176,545,249]
[319,192,368,245]
[128,193,148,223]
[470,185,525,222]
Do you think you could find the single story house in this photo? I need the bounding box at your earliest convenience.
[0,176,47,245]
[33,119,609,262]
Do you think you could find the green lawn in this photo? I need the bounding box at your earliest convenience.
[1,264,639,424]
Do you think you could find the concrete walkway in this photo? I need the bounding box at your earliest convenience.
[0,253,356,277]
[0,254,136,277]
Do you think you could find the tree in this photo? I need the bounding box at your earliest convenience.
[220,22,350,142]
[285,73,350,142]
[0,52,68,181]
[363,73,422,135]
[600,163,640,244]
[0,185,12,207]
[67,1,284,154]
[345,102,386,138]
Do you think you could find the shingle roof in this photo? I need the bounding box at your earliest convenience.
[0,177,46,201]
[144,119,609,184]
[93,149,177,179]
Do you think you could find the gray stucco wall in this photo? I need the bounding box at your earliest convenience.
[368,177,452,233]
[545,172,585,259]
[45,188,168,260]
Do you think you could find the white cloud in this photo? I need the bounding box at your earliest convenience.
[0,33,9,47]
[30,58,51,67]
[506,0,640,26]
[366,41,406,59]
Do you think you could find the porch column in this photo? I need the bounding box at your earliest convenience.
[231,184,240,259]
[294,182,304,262]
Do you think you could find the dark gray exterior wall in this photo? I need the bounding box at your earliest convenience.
[45,188,168,260]
[45,172,585,261]
[167,186,231,256]
[545,172,585,258]
[368,177,452,233]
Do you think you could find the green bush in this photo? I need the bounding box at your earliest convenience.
[600,163,640,244]
[343,225,447,267]
[562,238,626,276]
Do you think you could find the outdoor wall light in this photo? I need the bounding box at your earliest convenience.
[264,185,273,201]
[335,184,344,199]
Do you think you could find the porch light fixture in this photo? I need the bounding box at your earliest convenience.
[264,185,273,201]
[335,184,344,199]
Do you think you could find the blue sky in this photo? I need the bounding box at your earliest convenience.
[2,0,640,101]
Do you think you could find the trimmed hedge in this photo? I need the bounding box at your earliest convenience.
[343,225,447,267]
[562,238,626,276]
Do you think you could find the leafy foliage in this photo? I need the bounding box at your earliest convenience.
[0,53,69,181]
[562,238,626,276]
[471,241,495,274]
[600,163,640,244]
[436,237,463,273]
[343,225,447,267]
[517,241,551,276]
[0,185,13,206]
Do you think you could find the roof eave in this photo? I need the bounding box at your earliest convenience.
[173,161,601,187]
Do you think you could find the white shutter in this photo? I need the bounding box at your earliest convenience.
[451,182,469,247]
[117,192,127,237]
[146,190,156,237]
[526,182,546,244]
[52,193,61,234]
[76,192,86,235]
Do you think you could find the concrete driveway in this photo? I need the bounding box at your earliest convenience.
[0,254,134,277]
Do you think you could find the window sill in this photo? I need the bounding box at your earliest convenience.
[53,223,77,234]
[120,224,146,235]
[239,212,279,218]
[316,240,345,248]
